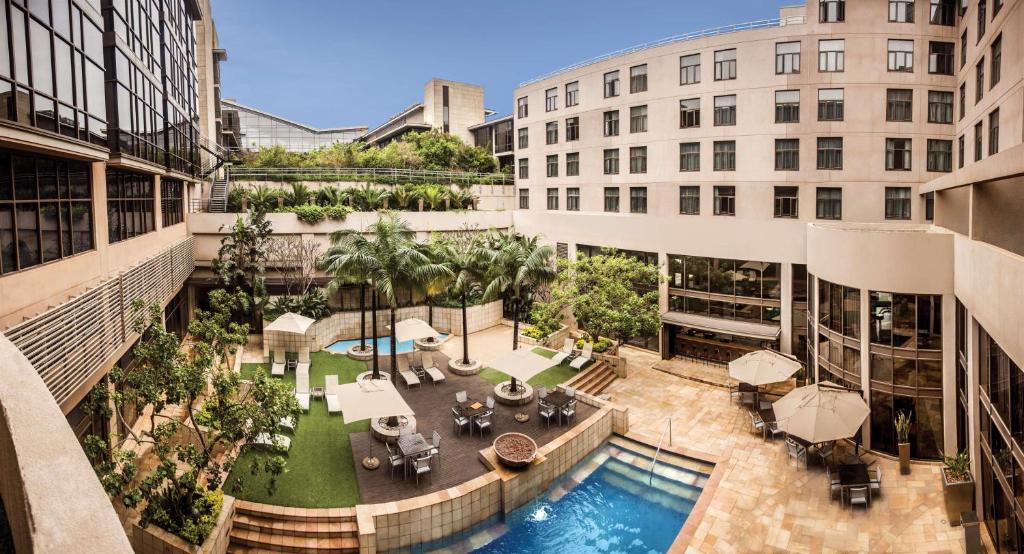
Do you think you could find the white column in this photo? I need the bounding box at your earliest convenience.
[780,262,793,354]
[860,287,873,448]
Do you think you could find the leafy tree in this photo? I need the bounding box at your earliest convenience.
[212,211,272,323]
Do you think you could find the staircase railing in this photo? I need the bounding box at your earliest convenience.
[649,417,672,485]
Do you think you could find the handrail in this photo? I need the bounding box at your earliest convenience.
[649,417,673,485]
[227,166,514,185]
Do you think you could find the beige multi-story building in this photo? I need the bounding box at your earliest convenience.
[361,79,493,146]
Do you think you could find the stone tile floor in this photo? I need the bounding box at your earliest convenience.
[605,347,980,554]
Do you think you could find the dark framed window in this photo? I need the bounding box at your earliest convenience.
[927,90,953,123]
[930,0,956,24]
[161,179,184,227]
[975,59,985,102]
[604,187,619,212]
[929,42,954,74]
[629,64,648,93]
[927,139,953,172]
[566,152,579,177]
[566,187,579,211]
[990,35,1001,88]
[988,109,999,155]
[680,54,700,85]
[680,98,700,128]
[517,96,528,118]
[106,169,155,244]
[816,187,842,220]
[545,87,558,112]
[976,0,986,42]
[603,149,619,175]
[820,0,845,22]
[776,90,800,123]
[629,187,647,214]
[604,71,620,98]
[713,95,736,126]
[775,139,799,171]
[817,137,843,169]
[887,89,913,122]
[713,141,735,171]
[713,186,735,215]
[957,135,964,168]
[603,110,619,136]
[884,187,912,219]
[774,186,799,218]
[546,121,558,144]
[565,81,579,107]
[518,188,529,209]
[679,142,700,172]
[974,121,983,161]
[546,188,558,210]
[776,42,801,74]
[924,192,934,221]
[546,155,558,178]
[959,83,966,120]
[0,149,94,274]
[630,105,647,133]
[960,30,967,68]
[629,146,647,174]
[819,39,845,72]
[886,138,912,170]
[565,117,579,141]
[517,127,528,149]
[679,186,700,215]
[518,158,528,179]
[888,39,914,72]
[714,49,736,80]
[889,0,915,22]
[818,88,844,121]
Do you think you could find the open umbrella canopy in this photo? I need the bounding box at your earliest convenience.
[729,350,802,386]
[774,383,869,444]
[332,379,414,425]
[487,347,555,383]
[391,318,440,343]
[264,312,315,335]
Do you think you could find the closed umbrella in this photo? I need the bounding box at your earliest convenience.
[773,383,869,444]
[729,350,802,386]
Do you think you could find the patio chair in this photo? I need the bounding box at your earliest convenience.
[539,400,557,427]
[252,433,291,452]
[538,386,548,399]
[786,438,807,468]
[561,399,577,425]
[409,351,424,372]
[271,348,286,377]
[385,443,405,481]
[817,442,835,466]
[412,454,432,487]
[455,390,467,403]
[765,420,786,441]
[749,411,765,435]
[848,486,870,509]
[279,416,296,433]
[551,338,575,365]
[486,396,495,409]
[474,412,493,436]
[569,343,593,370]
[869,466,882,496]
[295,392,310,412]
[739,391,755,406]
[729,385,742,404]
[826,467,842,501]
[428,431,441,464]
[422,353,446,385]
[564,386,576,397]
[452,407,470,436]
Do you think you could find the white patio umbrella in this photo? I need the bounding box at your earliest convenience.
[488,347,556,394]
[773,383,870,444]
[332,379,414,425]
[391,318,440,343]
[264,312,315,335]
[729,350,802,386]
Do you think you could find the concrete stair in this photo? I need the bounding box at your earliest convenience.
[227,501,359,554]
[567,361,617,396]
[209,179,229,212]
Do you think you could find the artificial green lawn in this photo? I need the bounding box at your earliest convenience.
[478,346,579,389]
[224,352,367,508]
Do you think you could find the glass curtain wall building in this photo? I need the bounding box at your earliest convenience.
[220,99,366,153]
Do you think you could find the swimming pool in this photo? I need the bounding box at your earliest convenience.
[325,334,448,355]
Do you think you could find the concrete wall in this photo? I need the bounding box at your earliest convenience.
[423,79,487,145]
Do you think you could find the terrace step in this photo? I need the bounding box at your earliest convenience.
[568,361,617,396]
[234,500,357,523]
[232,513,358,538]
[228,527,358,553]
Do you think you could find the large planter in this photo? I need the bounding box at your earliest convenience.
[942,468,975,527]
[898,443,911,475]
[493,432,538,468]
[130,496,235,554]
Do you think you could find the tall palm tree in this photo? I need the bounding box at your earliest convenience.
[480,232,556,392]
[322,235,374,368]
[434,237,486,367]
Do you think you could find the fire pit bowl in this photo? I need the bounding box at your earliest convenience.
[493,432,538,468]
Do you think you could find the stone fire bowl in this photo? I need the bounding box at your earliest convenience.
[493,432,538,469]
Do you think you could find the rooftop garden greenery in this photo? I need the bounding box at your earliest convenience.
[226,182,479,217]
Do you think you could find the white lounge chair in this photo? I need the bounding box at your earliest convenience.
[399,369,420,389]
[295,392,310,412]
[271,348,286,377]
[422,353,445,385]
[569,343,593,370]
[252,433,291,452]
[298,346,310,363]
[551,338,574,364]
[324,375,342,414]
[279,416,296,432]
[296,371,310,395]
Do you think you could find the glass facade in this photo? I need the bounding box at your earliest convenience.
[816,278,861,389]
[106,168,153,243]
[220,102,364,153]
[666,255,782,328]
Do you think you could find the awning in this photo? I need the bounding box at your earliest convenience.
[390,318,440,343]
[332,379,414,425]
[264,312,315,335]
[487,347,555,383]
[661,311,781,340]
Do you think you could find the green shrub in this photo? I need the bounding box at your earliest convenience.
[528,301,563,338]
[265,289,330,321]
[284,204,326,224]
[575,336,614,353]
[324,204,352,221]
[521,326,547,340]
[176,489,223,545]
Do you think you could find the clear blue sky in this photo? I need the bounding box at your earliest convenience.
[212,0,789,129]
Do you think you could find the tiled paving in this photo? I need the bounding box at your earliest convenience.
[605,347,974,554]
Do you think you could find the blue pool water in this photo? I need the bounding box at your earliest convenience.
[325,334,448,355]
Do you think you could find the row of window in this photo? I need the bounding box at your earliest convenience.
[958,34,1002,118]
[819,0,959,25]
[519,185,924,221]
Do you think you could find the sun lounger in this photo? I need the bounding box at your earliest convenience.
[252,433,291,452]
[399,368,421,388]
[298,346,310,364]
[422,352,445,385]
[551,338,575,364]
[324,375,342,414]
[279,416,296,432]
[271,348,286,377]
[295,392,310,412]
[569,342,593,370]
[296,371,310,395]
[295,361,310,375]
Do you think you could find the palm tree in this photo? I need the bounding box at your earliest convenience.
[390,184,420,210]
[285,183,314,206]
[433,236,485,367]
[480,232,556,393]
[321,244,372,358]
[419,184,448,211]
[353,185,391,211]
[316,185,343,206]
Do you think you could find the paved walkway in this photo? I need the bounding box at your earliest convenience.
[607,347,970,554]
[438,324,515,366]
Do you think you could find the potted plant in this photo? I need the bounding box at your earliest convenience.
[895,411,912,475]
[942,450,974,526]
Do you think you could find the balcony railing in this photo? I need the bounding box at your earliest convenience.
[228,166,514,185]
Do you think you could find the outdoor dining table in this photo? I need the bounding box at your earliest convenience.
[457,399,490,436]
[757,406,776,424]
[542,391,573,425]
[397,433,432,479]
[835,462,871,504]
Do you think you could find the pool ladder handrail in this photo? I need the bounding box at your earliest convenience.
[649,418,672,486]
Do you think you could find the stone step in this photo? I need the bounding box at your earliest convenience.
[233,513,358,538]
[584,370,618,395]
[229,528,359,554]
[234,500,356,523]
[568,361,608,391]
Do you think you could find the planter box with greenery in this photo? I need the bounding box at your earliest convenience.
[131,494,235,554]
[941,451,974,527]
[895,411,912,475]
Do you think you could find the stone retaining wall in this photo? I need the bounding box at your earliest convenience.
[130,495,236,554]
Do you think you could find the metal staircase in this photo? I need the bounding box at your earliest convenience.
[208,176,229,213]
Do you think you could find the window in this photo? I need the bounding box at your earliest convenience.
[775,139,800,171]
[820,0,845,21]
[974,121,984,161]
[517,96,528,118]
[819,40,845,72]
[714,186,736,215]
[960,31,967,68]
[0,150,94,273]
[885,187,912,219]
[546,155,558,177]
[776,42,801,74]
[518,188,529,209]
[518,128,528,148]
[994,0,1003,13]
[713,141,736,171]
[714,49,736,80]
[679,186,700,215]
[816,187,842,219]
[925,192,934,221]
[680,54,701,85]
[927,139,953,172]
[546,121,558,144]
[975,59,985,102]
[630,64,648,93]
[887,89,913,122]
[604,71,620,98]
[106,170,155,244]
[713,95,736,126]
[680,98,700,128]
[988,109,999,155]
[545,88,558,112]
[565,81,579,107]
[930,0,955,24]
[886,138,912,170]
[959,83,966,120]
[977,0,986,42]
[518,158,529,179]
[629,147,647,174]
[566,188,580,211]
[566,153,579,176]
[546,188,558,210]
[990,35,1001,88]
[630,105,648,133]
[161,179,184,227]
[603,110,619,136]
[604,187,619,212]
[928,42,954,74]
[775,91,800,123]
[679,142,700,171]
[927,91,953,123]
[888,40,914,72]
[958,135,965,167]
[630,187,647,214]
[889,0,915,22]
[817,137,843,169]
[566,117,579,141]
[603,149,619,174]
[774,186,799,218]
[818,88,844,121]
